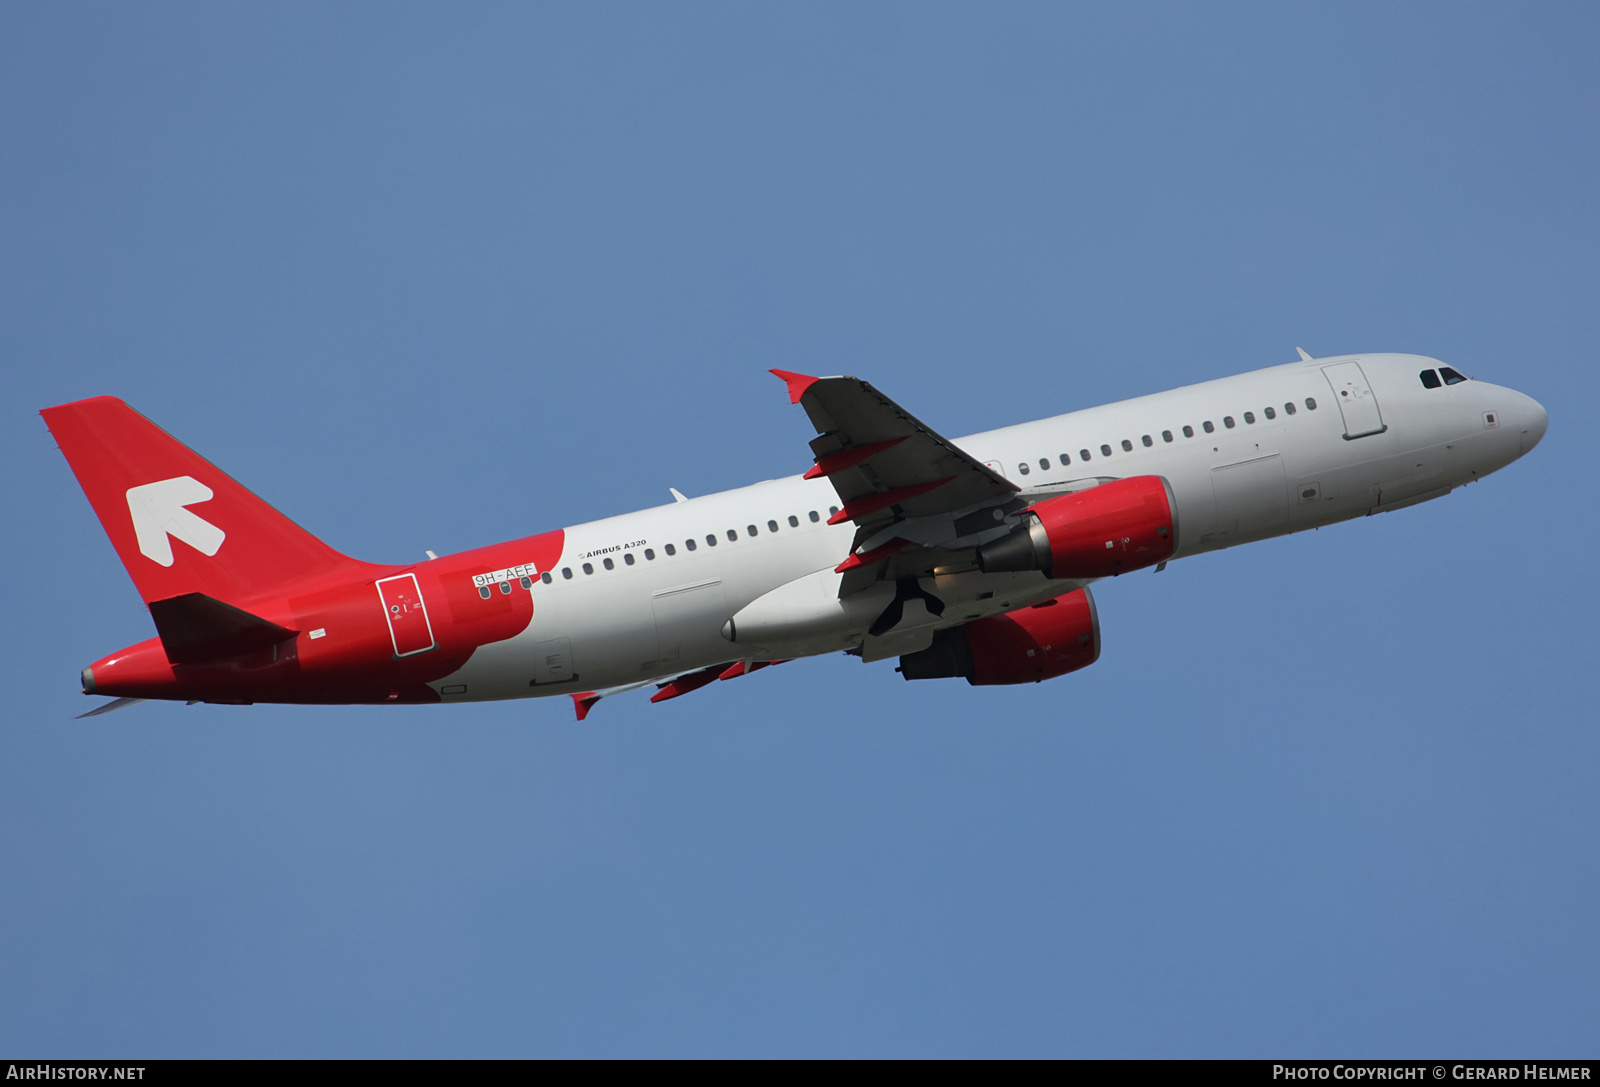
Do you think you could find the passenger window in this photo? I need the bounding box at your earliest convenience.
[1224,416,1235,428]
[1101,444,1112,457]
[603,557,614,570]
[726,529,737,541]
[1080,449,1092,461]
[809,511,820,523]
[1243,412,1255,424]
[1018,462,1030,475]
[1264,406,1275,420]
[685,539,696,551]
[520,576,532,588]
[1420,369,1442,389]
[1440,367,1468,385]
[1285,402,1296,415]
[561,567,573,579]
[500,581,512,594]
[541,571,553,584]
[1203,421,1215,433]
[1059,453,1071,466]
[706,534,718,547]
[768,520,779,533]
[1142,435,1153,447]
[1182,425,1194,438]
[1039,458,1050,470]
[788,515,799,527]
[478,586,491,600]
[665,543,676,556]
[1120,439,1132,452]
[582,562,594,575]
[644,549,655,560]
[746,525,757,537]
[1162,430,1173,443]
[829,506,839,517]
[1305,397,1317,410]
[623,553,635,566]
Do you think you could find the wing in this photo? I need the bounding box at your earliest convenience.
[771,370,1024,592]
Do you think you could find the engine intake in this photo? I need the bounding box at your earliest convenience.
[977,475,1177,579]
[899,588,1100,685]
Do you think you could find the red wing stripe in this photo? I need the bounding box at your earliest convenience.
[827,478,953,525]
[803,437,908,480]
[769,369,820,405]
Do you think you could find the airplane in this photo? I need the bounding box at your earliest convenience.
[43,350,1546,719]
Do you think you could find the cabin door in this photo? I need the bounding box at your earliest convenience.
[376,574,436,658]
[1322,362,1386,439]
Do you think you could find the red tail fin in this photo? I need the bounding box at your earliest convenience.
[42,396,377,605]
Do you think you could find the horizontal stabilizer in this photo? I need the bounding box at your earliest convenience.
[148,592,298,664]
[76,696,146,719]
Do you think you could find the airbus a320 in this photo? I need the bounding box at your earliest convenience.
[43,351,1547,718]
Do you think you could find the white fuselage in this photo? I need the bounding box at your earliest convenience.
[436,353,1546,701]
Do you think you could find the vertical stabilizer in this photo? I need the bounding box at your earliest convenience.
[42,396,379,605]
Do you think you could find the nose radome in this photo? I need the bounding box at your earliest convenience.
[1518,392,1548,454]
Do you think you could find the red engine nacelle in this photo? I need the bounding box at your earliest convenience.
[898,588,1101,686]
[977,475,1177,579]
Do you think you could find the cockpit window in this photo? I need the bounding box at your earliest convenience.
[1420,369,1442,389]
[1440,366,1469,385]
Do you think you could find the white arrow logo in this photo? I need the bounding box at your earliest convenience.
[125,476,226,567]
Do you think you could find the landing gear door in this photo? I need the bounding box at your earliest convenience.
[1322,361,1386,439]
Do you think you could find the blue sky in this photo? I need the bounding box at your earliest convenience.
[2,2,1596,1057]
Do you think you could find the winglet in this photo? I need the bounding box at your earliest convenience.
[571,691,601,721]
[1296,347,1314,362]
[769,369,819,405]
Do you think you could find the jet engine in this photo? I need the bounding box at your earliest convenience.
[898,588,1100,685]
[977,475,1177,579]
